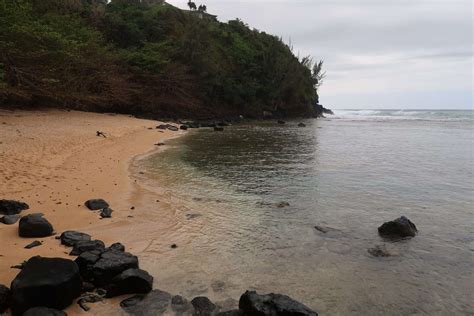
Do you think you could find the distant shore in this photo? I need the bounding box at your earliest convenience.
[0,110,185,310]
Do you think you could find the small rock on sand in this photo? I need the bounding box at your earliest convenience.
[84,199,109,211]
[24,241,42,249]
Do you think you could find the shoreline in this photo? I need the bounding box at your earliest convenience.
[0,110,186,292]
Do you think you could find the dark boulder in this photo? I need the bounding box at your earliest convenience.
[25,241,42,249]
[91,250,139,286]
[214,127,224,132]
[74,250,101,281]
[180,125,188,130]
[298,123,306,127]
[239,290,317,316]
[1,214,21,225]
[69,240,105,256]
[22,307,67,316]
[99,207,113,218]
[277,120,286,125]
[167,125,179,132]
[19,214,54,238]
[84,199,109,210]
[103,268,153,298]
[10,256,81,316]
[378,216,418,238]
[0,284,10,314]
[0,199,29,215]
[107,242,125,252]
[60,231,91,247]
[191,296,216,316]
[120,289,173,315]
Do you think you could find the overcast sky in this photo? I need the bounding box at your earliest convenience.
[167,0,473,109]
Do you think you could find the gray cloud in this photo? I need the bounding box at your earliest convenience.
[168,0,473,109]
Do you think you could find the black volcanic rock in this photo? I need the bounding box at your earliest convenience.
[378,216,418,238]
[103,268,153,298]
[99,207,113,218]
[22,307,67,316]
[0,284,10,314]
[0,199,29,215]
[239,290,317,316]
[91,250,139,286]
[84,199,109,210]
[24,241,42,249]
[18,214,54,238]
[1,214,21,225]
[69,240,105,256]
[60,231,91,247]
[10,256,81,316]
[107,242,125,252]
[191,296,216,315]
[74,250,101,281]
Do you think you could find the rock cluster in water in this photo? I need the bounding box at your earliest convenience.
[0,197,319,315]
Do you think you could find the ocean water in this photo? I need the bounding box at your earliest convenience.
[136,110,474,315]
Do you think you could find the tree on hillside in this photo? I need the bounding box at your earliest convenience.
[198,4,207,12]
[187,1,196,10]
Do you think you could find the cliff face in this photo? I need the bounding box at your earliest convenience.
[0,0,326,119]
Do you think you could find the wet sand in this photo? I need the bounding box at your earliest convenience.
[0,110,183,314]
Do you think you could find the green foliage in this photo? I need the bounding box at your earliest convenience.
[0,0,323,117]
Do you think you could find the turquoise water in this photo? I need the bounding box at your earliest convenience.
[138,110,474,315]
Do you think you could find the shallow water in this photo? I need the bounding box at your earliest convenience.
[136,110,474,315]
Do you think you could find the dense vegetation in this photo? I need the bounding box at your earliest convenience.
[0,0,325,118]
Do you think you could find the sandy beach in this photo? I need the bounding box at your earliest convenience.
[0,110,181,298]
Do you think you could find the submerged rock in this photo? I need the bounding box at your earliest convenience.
[378,216,418,238]
[216,310,242,316]
[298,123,306,127]
[10,256,81,315]
[239,290,317,316]
[368,245,393,257]
[22,307,67,316]
[276,201,290,208]
[214,127,224,132]
[171,295,192,313]
[1,214,21,225]
[19,214,54,238]
[0,284,10,314]
[191,296,217,315]
[70,240,105,256]
[120,289,173,315]
[84,199,109,211]
[60,231,91,247]
[0,199,29,215]
[277,120,286,125]
[103,268,153,298]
